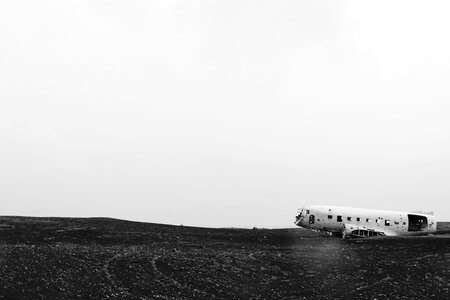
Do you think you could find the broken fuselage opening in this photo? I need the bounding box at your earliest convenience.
[407,214,428,232]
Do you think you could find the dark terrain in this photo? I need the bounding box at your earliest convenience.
[0,217,449,299]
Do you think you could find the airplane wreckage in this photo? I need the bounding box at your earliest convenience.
[295,205,436,238]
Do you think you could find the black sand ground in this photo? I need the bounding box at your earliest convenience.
[0,217,449,299]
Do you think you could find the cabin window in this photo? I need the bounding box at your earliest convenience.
[347,217,352,221]
[328,215,333,219]
[394,221,399,225]
[337,216,343,222]
[385,220,391,226]
[403,222,406,225]
[356,217,361,222]
[309,215,315,224]
[306,210,310,214]
[366,218,371,222]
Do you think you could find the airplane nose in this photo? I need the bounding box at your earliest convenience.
[294,209,305,225]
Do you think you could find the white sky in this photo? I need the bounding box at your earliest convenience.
[1,1,450,227]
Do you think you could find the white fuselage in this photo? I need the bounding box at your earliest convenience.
[295,205,436,237]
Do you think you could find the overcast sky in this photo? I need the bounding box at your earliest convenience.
[1,1,450,227]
